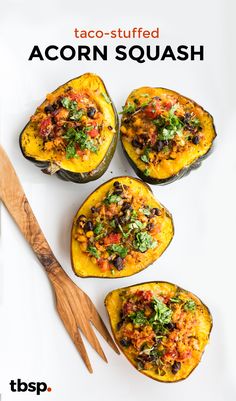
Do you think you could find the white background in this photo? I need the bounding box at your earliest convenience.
[0,0,236,400]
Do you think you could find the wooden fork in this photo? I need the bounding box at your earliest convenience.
[0,145,119,373]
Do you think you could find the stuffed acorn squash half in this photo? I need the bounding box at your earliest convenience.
[120,87,216,184]
[20,73,118,183]
[71,177,174,278]
[105,282,212,382]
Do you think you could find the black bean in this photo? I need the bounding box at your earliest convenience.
[87,107,96,118]
[118,215,126,225]
[147,223,155,231]
[108,125,113,130]
[84,221,93,232]
[113,215,120,226]
[44,104,55,113]
[113,181,121,188]
[132,138,143,149]
[122,202,132,212]
[120,338,131,347]
[165,322,176,331]
[155,140,164,152]
[117,321,124,330]
[171,361,181,374]
[192,135,200,145]
[91,206,97,213]
[113,256,124,270]
[77,215,86,223]
[151,208,161,216]
[114,188,123,195]
[183,112,191,123]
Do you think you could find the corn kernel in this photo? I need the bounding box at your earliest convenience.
[86,231,94,238]
[91,257,97,264]
[120,125,127,134]
[77,235,87,242]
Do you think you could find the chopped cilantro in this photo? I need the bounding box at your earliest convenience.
[134,231,157,253]
[129,310,147,325]
[104,192,122,204]
[65,142,77,159]
[140,148,150,164]
[120,102,136,114]
[61,97,72,109]
[153,104,184,141]
[63,127,98,159]
[184,299,196,311]
[93,223,103,235]
[150,298,172,325]
[143,168,150,176]
[110,219,116,228]
[108,244,128,258]
[139,207,151,216]
[170,297,181,303]
[128,220,144,230]
[87,246,100,259]
[61,97,84,121]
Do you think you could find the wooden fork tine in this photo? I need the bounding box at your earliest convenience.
[84,296,120,355]
[69,301,108,363]
[56,292,93,373]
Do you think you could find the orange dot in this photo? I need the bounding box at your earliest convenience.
[47,387,52,392]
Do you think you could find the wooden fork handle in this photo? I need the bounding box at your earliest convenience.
[0,145,62,276]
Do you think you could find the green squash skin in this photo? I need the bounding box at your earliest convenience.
[19,74,119,184]
[120,89,217,185]
[105,281,213,383]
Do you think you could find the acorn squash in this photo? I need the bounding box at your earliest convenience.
[71,176,174,278]
[105,281,212,382]
[120,87,216,184]
[20,73,118,183]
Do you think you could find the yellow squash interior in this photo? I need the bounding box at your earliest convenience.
[20,73,116,173]
[121,87,216,180]
[71,177,174,278]
[105,282,212,382]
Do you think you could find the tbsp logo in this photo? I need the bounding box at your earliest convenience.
[10,379,52,395]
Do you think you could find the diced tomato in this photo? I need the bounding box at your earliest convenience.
[150,133,157,146]
[76,149,84,157]
[150,224,161,235]
[178,350,192,361]
[163,350,178,360]
[88,120,97,127]
[144,99,162,119]
[88,128,99,138]
[136,290,152,302]
[53,108,69,122]
[103,233,121,245]
[164,102,172,111]
[39,117,52,137]
[97,259,109,272]
[68,92,84,102]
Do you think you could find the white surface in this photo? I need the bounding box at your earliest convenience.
[0,0,236,400]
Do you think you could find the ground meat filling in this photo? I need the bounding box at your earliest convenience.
[117,289,200,376]
[74,181,163,274]
[120,94,203,174]
[31,88,104,161]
